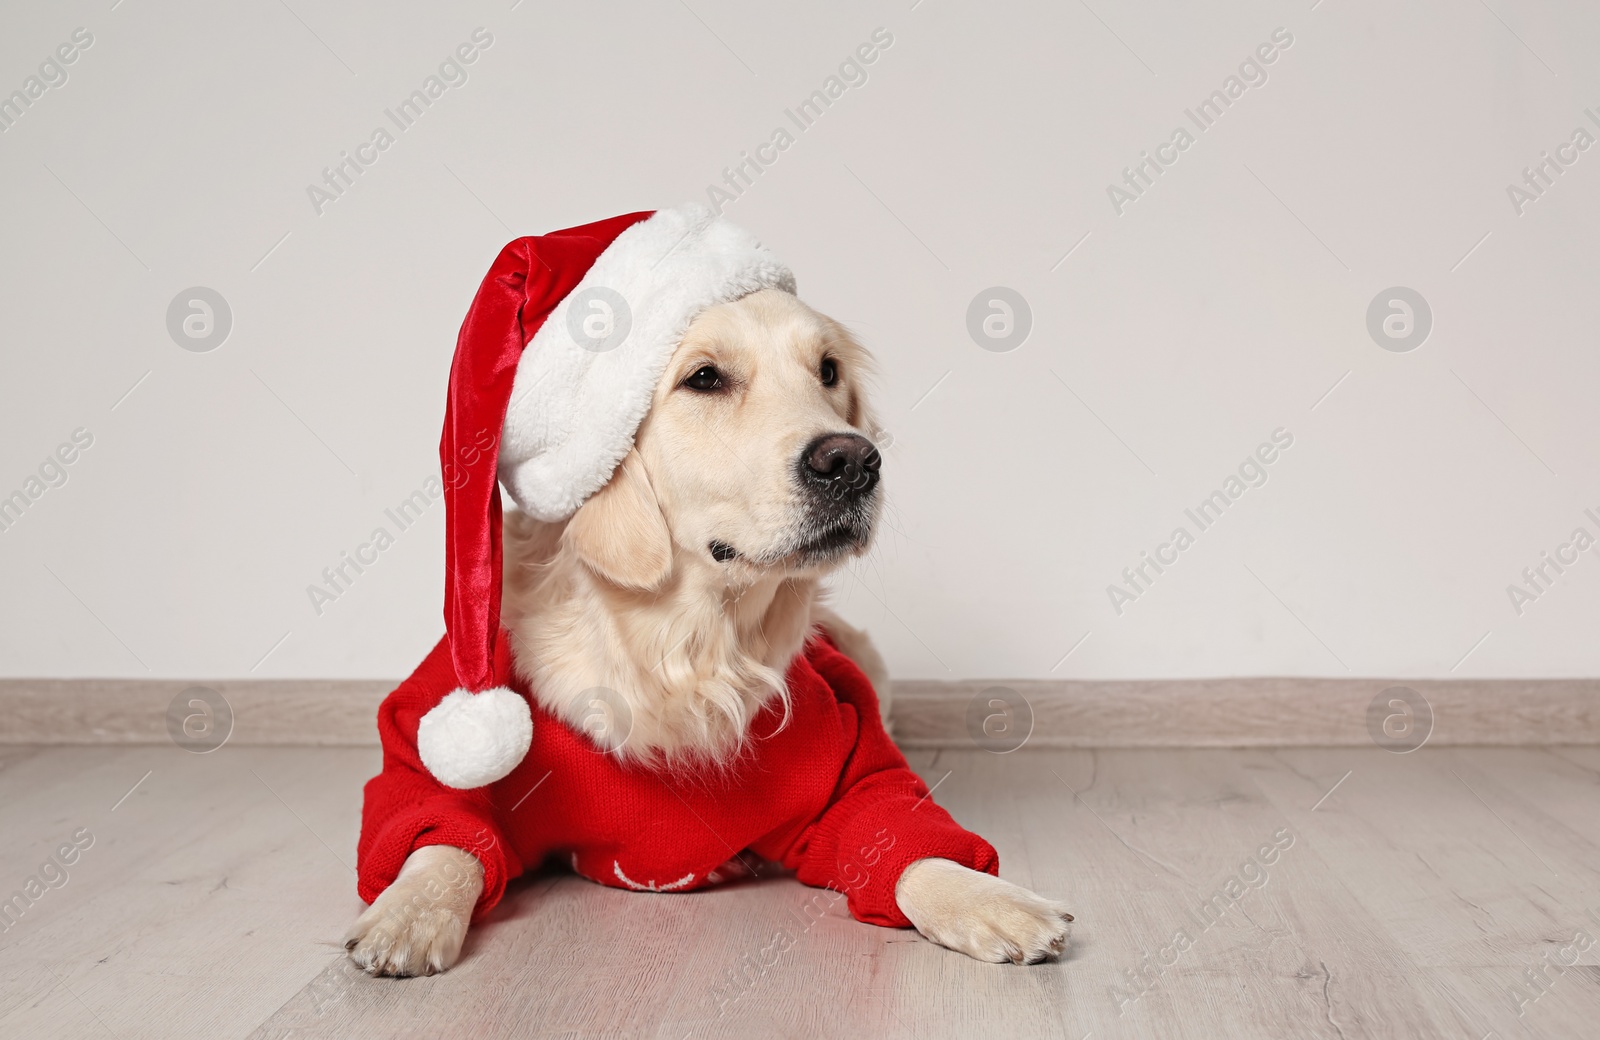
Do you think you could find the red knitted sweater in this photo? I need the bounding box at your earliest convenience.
[357,633,997,927]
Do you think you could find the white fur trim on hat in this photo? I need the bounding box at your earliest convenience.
[499,202,796,521]
[416,686,533,789]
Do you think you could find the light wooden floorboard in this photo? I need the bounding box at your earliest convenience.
[2,745,1596,1039]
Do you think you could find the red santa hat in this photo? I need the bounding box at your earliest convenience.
[416,203,796,789]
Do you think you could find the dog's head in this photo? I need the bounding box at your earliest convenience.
[564,288,882,593]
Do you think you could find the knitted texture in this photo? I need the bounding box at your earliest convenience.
[357,634,998,927]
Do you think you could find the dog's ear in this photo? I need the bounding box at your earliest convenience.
[564,449,673,591]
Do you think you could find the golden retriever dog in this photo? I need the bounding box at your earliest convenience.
[344,287,1072,975]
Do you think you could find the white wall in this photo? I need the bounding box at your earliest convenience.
[2,0,1597,682]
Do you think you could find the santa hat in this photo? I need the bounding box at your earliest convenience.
[415,203,796,789]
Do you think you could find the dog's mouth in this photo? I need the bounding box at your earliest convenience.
[711,517,873,568]
[790,521,868,561]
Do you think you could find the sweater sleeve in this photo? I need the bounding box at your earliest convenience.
[356,639,522,922]
[778,638,999,928]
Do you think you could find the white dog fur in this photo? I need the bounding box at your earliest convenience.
[346,289,1071,973]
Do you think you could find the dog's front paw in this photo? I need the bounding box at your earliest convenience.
[894,857,1073,964]
[344,845,483,977]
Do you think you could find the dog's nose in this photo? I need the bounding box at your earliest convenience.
[800,433,881,499]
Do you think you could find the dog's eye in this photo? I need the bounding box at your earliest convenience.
[683,365,723,392]
[819,357,839,387]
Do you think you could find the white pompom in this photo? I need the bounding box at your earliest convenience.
[417,686,533,789]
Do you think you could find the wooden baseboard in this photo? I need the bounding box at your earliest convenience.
[889,678,1600,747]
[1,677,1596,748]
[0,679,392,747]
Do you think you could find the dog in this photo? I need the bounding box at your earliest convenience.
[344,287,1072,976]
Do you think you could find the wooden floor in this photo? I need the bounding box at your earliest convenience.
[2,744,1598,1039]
